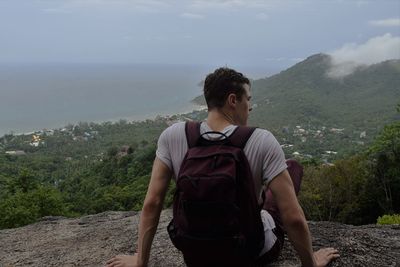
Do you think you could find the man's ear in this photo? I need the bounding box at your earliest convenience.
[227,93,237,107]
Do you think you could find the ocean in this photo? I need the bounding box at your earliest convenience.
[0,63,277,137]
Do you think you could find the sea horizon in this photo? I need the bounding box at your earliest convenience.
[0,63,280,137]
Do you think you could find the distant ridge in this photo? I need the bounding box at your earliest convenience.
[245,53,399,131]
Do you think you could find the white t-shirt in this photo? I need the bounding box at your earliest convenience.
[156,121,288,254]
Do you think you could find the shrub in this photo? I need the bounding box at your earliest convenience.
[377,214,400,225]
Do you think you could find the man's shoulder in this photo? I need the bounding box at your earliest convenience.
[159,121,186,143]
[162,121,186,134]
[246,127,282,151]
[250,127,274,141]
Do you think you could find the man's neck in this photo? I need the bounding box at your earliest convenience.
[206,109,235,132]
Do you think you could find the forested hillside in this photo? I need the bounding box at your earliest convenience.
[250,54,399,129]
[0,55,399,229]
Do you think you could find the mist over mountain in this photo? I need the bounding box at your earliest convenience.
[326,33,400,78]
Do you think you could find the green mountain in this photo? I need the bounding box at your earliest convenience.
[193,53,399,158]
[248,53,400,132]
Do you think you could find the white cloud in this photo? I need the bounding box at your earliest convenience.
[191,0,247,9]
[369,18,400,27]
[145,35,167,41]
[265,57,286,61]
[40,0,171,14]
[265,57,303,62]
[123,35,134,41]
[181,12,205,19]
[255,13,268,21]
[327,33,400,78]
[42,7,71,14]
[291,57,304,62]
[190,0,278,10]
[356,1,369,7]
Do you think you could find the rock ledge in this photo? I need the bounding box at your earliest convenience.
[0,210,399,267]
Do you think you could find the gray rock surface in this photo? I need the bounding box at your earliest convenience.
[0,210,399,267]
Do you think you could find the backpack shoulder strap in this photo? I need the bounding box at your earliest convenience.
[229,126,257,149]
[185,121,201,148]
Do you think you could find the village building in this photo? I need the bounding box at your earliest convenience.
[5,150,26,156]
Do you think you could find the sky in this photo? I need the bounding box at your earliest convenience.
[0,0,399,69]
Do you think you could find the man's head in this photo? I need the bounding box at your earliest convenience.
[204,67,252,125]
[204,67,250,110]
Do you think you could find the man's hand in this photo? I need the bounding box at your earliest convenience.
[106,159,171,267]
[106,254,142,267]
[313,248,340,267]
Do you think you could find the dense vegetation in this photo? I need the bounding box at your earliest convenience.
[0,117,188,229]
[299,120,400,225]
[0,55,399,229]
[1,117,398,229]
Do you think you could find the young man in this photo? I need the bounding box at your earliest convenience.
[106,68,339,267]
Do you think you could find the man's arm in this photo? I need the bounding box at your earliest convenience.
[136,157,172,265]
[268,170,339,267]
[106,157,172,267]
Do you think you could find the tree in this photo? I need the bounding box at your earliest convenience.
[0,185,69,229]
[13,169,37,193]
[367,121,400,215]
[299,155,369,224]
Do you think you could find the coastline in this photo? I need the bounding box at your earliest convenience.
[116,103,206,123]
[1,103,207,137]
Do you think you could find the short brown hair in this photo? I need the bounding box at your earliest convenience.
[203,67,250,109]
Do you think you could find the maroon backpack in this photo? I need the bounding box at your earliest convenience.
[167,121,265,267]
